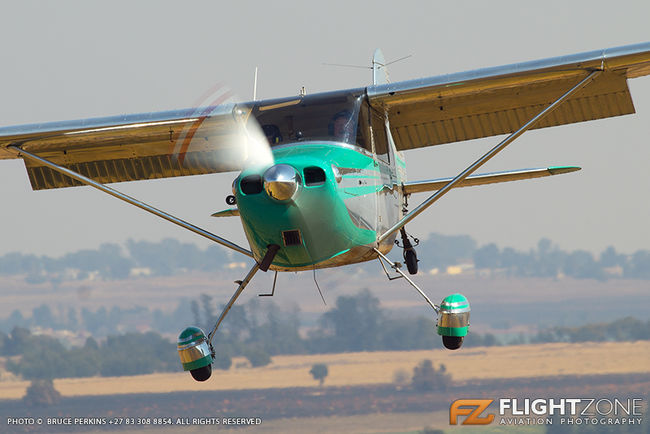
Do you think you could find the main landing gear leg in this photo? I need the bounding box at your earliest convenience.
[177,245,279,382]
[374,248,438,314]
[374,248,470,350]
[398,228,419,275]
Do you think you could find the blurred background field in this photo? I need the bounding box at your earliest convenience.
[1,341,649,399]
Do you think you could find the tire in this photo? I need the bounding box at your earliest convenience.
[442,335,463,350]
[190,364,212,382]
[405,249,418,275]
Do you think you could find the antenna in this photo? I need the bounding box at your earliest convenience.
[253,67,258,101]
[321,62,370,70]
[375,54,413,68]
[323,53,413,85]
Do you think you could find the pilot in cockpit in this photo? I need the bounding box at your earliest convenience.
[329,110,354,143]
[262,124,282,145]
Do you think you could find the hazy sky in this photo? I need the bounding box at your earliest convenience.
[1,1,649,257]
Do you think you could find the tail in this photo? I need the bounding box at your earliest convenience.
[372,49,390,85]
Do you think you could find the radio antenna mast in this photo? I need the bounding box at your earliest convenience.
[323,53,412,85]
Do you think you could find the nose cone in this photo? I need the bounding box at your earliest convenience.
[263,164,300,201]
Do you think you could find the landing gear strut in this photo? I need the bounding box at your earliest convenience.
[396,228,419,275]
[177,245,280,382]
[375,248,470,350]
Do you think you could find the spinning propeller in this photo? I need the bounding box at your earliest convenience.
[170,83,274,175]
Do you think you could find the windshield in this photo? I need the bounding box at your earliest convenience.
[250,90,368,150]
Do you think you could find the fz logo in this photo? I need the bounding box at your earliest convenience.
[449,399,495,425]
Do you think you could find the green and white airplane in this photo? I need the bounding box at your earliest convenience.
[1,43,649,381]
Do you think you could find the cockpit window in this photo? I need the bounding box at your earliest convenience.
[250,91,369,150]
[262,124,282,144]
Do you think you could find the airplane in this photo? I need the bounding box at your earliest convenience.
[1,42,649,382]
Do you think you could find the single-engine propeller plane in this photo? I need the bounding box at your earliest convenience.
[1,43,650,382]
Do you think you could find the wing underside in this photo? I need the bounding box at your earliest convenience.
[1,42,649,190]
[368,42,650,151]
[0,106,248,190]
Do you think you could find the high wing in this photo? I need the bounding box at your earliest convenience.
[0,104,252,190]
[402,166,580,194]
[368,42,650,151]
[1,42,649,191]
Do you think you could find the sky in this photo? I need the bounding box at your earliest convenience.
[1,1,649,257]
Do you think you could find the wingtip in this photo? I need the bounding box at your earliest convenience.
[211,208,239,218]
[547,166,581,175]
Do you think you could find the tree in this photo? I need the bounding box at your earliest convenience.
[0,330,8,355]
[411,359,451,391]
[200,293,215,331]
[563,250,601,279]
[32,304,57,329]
[393,368,410,386]
[244,347,271,367]
[318,289,383,351]
[626,250,650,279]
[23,379,61,407]
[473,243,500,269]
[99,332,177,376]
[212,351,232,370]
[309,363,328,386]
[190,300,201,327]
[4,326,31,356]
[254,303,305,355]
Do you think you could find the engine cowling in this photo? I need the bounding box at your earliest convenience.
[437,293,470,350]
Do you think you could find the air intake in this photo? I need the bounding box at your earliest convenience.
[304,167,326,186]
[240,175,263,195]
[282,230,302,246]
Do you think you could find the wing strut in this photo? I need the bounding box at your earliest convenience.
[7,144,253,258]
[375,248,439,314]
[377,69,602,244]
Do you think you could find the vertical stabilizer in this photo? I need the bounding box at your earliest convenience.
[372,49,390,85]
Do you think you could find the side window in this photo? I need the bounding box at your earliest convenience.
[355,101,371,151]
[371,107,389,163]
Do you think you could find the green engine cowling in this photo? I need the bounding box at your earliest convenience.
[437,293,470,350]
[177,327,213,381]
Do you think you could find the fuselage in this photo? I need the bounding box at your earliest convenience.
[230,88,409,271]
[235,140,406,271]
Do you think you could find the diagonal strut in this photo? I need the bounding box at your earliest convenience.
[378,70,602,244]
[8,145,253,258]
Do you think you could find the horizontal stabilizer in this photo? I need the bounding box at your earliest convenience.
[211,208,239,217]
[402,166,580,194]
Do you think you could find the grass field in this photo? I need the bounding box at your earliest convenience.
[1,341,649,400]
